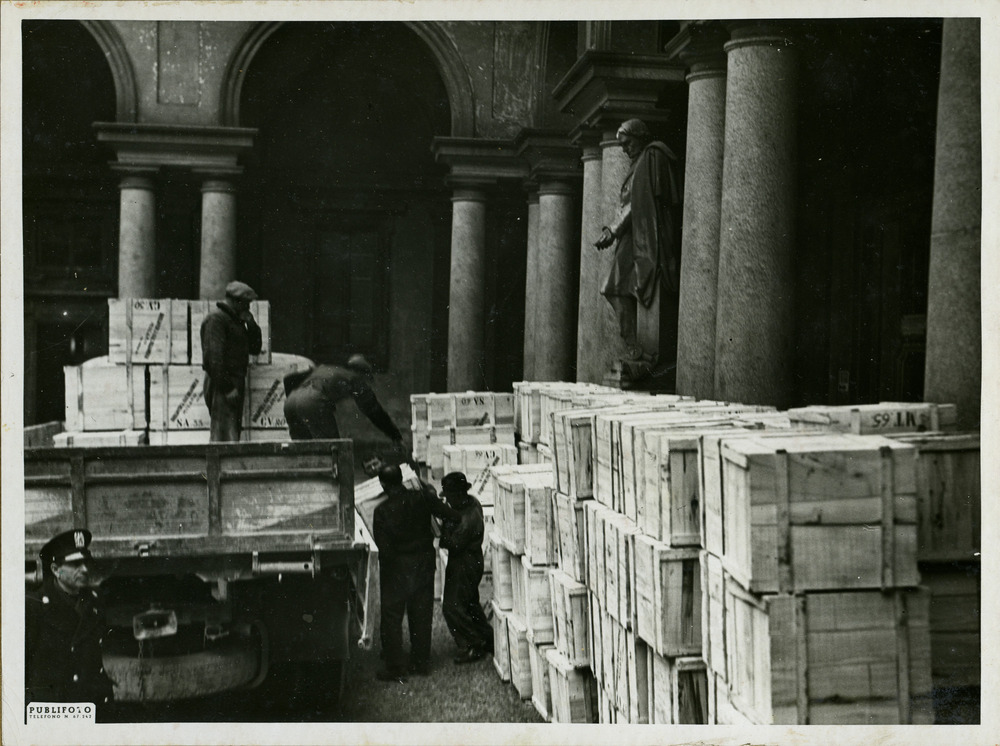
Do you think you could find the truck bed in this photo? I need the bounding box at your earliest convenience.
[25,440,356,564]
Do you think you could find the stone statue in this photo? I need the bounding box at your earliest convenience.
[594,119,681,374]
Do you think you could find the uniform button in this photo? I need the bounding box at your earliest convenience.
[73,675,79,682]
[42,596,50,604]
[71,646,75,652]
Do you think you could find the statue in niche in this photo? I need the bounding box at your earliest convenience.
[594,118,681,387]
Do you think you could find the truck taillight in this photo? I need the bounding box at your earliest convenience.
[133,609,178,640]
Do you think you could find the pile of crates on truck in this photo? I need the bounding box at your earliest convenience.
[58,297,311,446]
[480,383,977,726]
[409,392,516,478]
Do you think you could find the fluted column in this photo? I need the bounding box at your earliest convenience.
[715,25,798,408]
[117,172,157,298]
[575,139,607,383]
[447,187,489,391]
[199,178,238,300]
[925,18,981,429]
[522,186,541,380]
[535,180,578,381]
[676,27,728,400]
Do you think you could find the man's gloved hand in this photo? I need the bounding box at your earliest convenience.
[594,227,615,250]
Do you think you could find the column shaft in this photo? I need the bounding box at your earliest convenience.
[117,175,157,298]
[924,18,981,429]
[575,145,606,383]
[447,189,488,391]
[199,179,238,300]
[534,182,577,381]
[676,66,727,399]
[522,191,541,380]
[715,34,798,408]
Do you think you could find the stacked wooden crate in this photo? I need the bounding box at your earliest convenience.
[60,298,298,446]
[409,392,516,478]
[700,425,939,724]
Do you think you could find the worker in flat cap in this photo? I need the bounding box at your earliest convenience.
[200,280,263,441]
[594,118,681,369]
[438,471,493,664]
[372,463,463,681]
[25,529,115,716]
[283,354,405,453]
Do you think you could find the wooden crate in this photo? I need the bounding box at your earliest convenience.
[600,509,639,627]
[551,491,587,583]
[546,647,597,723]
[511,554,553,643]
[524,476,557,566]
[490,599,512,682]
[891,432,980,562]
[513,381,542,444]
[708,571,933,725]
[582,500,607,607]
[528,635,556,721]
[632,534,701,657]
[607,618,649,723]
[108,298,189,365]
[148,365,215,431]
[53,429,147,447]
[494,470,554,555]
[189,299,272,366]
[442,443,518,505]
[647,653,709,724]
[64,358,144,431]
[490,534,514,610]
[548,568,590,667]
[922,561,980,689]
[507,613,533,699]
[703,431,921,593]
[246,354,310,430]
[787,401,958,435]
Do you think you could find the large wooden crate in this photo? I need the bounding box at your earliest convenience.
[244,354,312,430]
[442,443,518,505]
[703,431,920,593]
[546,648,598,723]
[551,491,587,583]
[548,568,590,667]
[148,365,214,431]
[491,599,512,682]
[528,634,556,721]
[644,653,710,724]
[705,563,933,725]
[507,613,533,699]
[632,534,701,657]
[494,469,554,556]
[490,533,514,610]
[64,358,144,431]
[921,562,980,689]
[108,298,189,365]
[524,476,557,566]
[786,401,958,435]
[511,555,554,643]
[891,432,980,562]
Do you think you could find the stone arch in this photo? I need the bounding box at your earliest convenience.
[221,20,475,136]
[80,20,138,122]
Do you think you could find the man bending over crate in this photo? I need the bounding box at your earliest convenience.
[439,472,494,664]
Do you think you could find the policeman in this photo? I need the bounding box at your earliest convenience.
[283,354,404,452]
[25,529,115,715]
[438,472,493,664]
[371,464,461,681]
[200,280,263,442]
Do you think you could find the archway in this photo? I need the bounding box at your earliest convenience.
[237,22,454,442]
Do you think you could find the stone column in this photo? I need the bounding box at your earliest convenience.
[575,138,607,383]
[596,131,633,370]
[522,186,541,380]
[676,28,728,400]
[116,172,157,298]
[447,187,489,392]
[534,180,578,381]
[199,178,238,300]
[714,26,798,408]
[924,18,981,429]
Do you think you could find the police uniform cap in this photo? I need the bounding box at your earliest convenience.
[225,280,258,301]
[441,472,471,493]
[41,529,93,566]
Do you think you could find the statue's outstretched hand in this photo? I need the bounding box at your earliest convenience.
[594,227,615,250]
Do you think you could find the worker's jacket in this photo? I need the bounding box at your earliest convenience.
[200,301,262,400]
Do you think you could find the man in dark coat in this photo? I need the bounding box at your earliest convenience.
[26,529,115,717]
[200,280,263,442]
[372,464,461,680]
[283,354,404,452]
[595,118,681,363]
[438,472,493,664]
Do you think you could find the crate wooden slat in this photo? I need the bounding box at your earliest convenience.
[491,599,512,682]
[548,568,590,667]
[546,647,598,723]
[704,431,920,593]
[64,358,144,431]
[514,554,554,643]
[490,533,514,610]
[551,491,587,583]
[588,592,603,685]
[632,534,701,657]
[524,477,557,566]
[786,402,958,435]
[892,432,980,562]
[583,500,607,607]
[53,429,147,447]
[922,562,980,689]
[600,509,639,627]
[528,635,556,721]
[507,613,533,699]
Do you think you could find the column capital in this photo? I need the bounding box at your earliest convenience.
[514,129,583,184]
[115,170,158,191]
[552,50,685,133]
[450,187,489,204]
[537,180,577,198]
[95,122,257,173]
[432,137,528,189]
